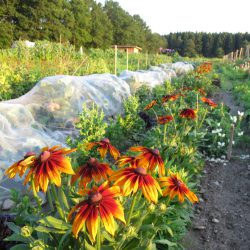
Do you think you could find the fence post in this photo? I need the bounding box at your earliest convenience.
[126,48,129,70]
[114,45,117,75]
[145,52,148,69]
[137,58,140,70]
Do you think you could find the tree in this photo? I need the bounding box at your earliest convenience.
[182,39,196,57]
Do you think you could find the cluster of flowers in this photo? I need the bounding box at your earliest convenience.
[5,140,198,242]
[143,88,217,123]
[195,62,212,74]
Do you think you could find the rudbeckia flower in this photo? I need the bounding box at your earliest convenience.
[71,158,112,187]
[87,138,120,160]
[159,172,198,203]
[68,182,125,240]
[5,152,36,178]
[144,100,157,110]
[116,155,140,168]
[180,108,196,119]
[23,146,76,192]
[201,97,217,108]
[129,146,165,176]
[110,166,162,203]
[162,94,182,103]
[157,115,173,125]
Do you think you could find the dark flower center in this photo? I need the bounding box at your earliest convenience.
[24,151,35,158]
[40,151,51,162]
[152,149,160,155]
[134,167,147,176]
[89,192,103,204]
[88,157,97,164]
[101,138,110,143]
[172,177,182,187]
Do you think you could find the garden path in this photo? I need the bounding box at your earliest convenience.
[183,89,250,250]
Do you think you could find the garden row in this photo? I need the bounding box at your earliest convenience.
[0,41,174,101]
[2,62,245,249]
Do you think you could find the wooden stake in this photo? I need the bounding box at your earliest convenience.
[227,124,235,160]
[114,45,117,75]
[126,48,129,70]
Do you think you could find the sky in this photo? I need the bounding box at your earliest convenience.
[96,0,250,35]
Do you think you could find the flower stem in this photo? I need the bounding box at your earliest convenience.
[163,123,167,144]
[47,188,54,211]
[96,216,101,250]
[127,195,137,225]
[198,109,208,129]
[31,179,41,210]
[51,184,65,220]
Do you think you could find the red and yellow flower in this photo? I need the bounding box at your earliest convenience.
[110,166,162,204]
[5,152,36,178]
[180,108,196,119]
[162,94,182,103]
[23,146,76,192]
[71,158,112,187]
[159,172,198,203]
[144,100,157,110]
[201,97,217,108]
[68,182,125,240]
[129,146,165,176]
[87,138,120,160]
[157,115,173,125]
[116,155,140,168]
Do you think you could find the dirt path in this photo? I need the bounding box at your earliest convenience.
[183,90,250,250]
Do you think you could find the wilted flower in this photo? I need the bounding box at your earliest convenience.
[159,171,198,203]
[71,158,112,187]
[87,138,120,160]
[144,100,157,110]
[180,108,196,119]
[110,166,162,204]
[68,182,125,240]
[129,146,165,176]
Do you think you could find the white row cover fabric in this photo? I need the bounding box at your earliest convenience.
[0,62,193,176]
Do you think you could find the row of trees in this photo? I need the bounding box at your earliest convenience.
[0,0,165,51]
[165,32,250,57]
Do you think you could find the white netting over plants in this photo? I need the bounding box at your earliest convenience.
[0,62,193,197]
[171,62,194,75]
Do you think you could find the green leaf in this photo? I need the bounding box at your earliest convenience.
[39,216,70,230]
[157,225,174,237]
[4,233,30,243]
[58,229,72,250]
[10,244,29,250]
[102,231,115,242]
[84,240,96,250]
[35,225,67,234]
[155,239,177,246]
[5,222,21,234]
[58,188,70,211]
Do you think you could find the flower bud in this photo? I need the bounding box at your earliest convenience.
[21,226,32,237]
[159,203,167,212]
[148,203,156,212]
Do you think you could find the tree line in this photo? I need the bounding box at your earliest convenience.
[1,0,249,56]
[0,0,165,52]
[165,32,250,57]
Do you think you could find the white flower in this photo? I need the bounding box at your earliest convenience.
[217,123,221,127]
[238,111,244,117]
[238,131,244,136]
[230,116,237,123]
[232,141,235,145]
[217,142,225,147]
[221,134,225,138]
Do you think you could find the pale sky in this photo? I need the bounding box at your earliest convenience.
[96,0,250,35]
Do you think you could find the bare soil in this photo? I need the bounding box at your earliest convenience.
[183,90,250,250]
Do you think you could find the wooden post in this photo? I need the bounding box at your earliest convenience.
[114,45,117,75]
[145,51,148,69]
[126,48,129,70]
[227,124,235,160]
[239,48,243,59]
[137,58,140,70]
